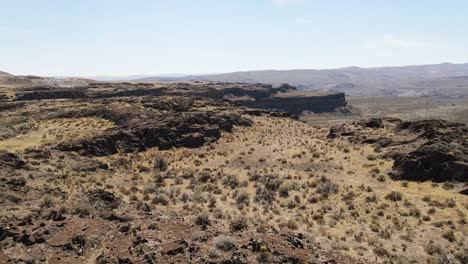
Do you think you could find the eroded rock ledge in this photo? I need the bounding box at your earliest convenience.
[46,96,254,156]
[12,82,347,114]
[329,118,467,182]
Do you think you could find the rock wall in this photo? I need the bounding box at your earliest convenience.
[248,92,347,114]
[12,82,347,114]
[15,90,87,101]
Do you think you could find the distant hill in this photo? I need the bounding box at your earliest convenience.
[83,73,193,81]
[0,72,90,88]
[0,71,12,76]
[135,63,468,97]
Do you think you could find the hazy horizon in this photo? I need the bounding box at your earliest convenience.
[1,0,468,76]
[4,61,467,79]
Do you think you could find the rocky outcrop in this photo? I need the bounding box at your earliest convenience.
[0,152,28,174]
[391,120,467,182]
[13,82,347,114]
[58,111,252,156]
[328,118,468,182]
[15,90,87,101]
[248,91,347,115]
[393,143,467,182]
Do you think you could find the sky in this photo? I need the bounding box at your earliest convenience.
[1,0,467,76]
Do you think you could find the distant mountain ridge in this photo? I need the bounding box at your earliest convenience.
[135,63,468,97]
[0,71,12,76]
[0,71,89,88]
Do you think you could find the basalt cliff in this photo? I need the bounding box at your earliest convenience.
[2,81,346,115]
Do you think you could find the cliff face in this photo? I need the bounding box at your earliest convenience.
[10,82,347,114]
[15,90,87,101]
[249,92,347,114]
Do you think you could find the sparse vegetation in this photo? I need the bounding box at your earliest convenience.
[1,85,466,264]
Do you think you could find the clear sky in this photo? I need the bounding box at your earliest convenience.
[1,0,467,76]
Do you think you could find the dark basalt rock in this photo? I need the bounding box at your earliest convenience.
[24,149,51,160]
[1,177,27,191]
[58,111,252,156]
[163,240,189,256]
[55,106,146,126]
[391,120,467,182]
[87,189,121,210]
[72,158,109,171]
[392,143,467,182]
[142,96,194,112]
[361,118,384,128]
[15,90,87,101]
[245,91,346,115]
[327,125,354,139]
[329,119,467,183]
[14,82,347,115]
[362,137,393,147]
[0,152,28,172]
[63,235,86,256]
[397,119,467,142]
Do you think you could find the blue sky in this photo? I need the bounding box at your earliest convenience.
[1,0,467,76]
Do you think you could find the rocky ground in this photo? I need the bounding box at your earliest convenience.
[0,86,467,263]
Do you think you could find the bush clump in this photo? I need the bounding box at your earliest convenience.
[385,191,403,202]
[213,235,236,251]
[153,156,168,171]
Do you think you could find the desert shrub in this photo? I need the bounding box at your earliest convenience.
[378,227,392,240]
[286,199,297,209]
[153,156,168,171]
[138,165,150,172]
[285,219,298,230]
[312,214,323,221]
[208,247,220,258]
[193,190,207,204]
[257,252,270,263]
[151,194,168,206]
[365,194,377,203]
[39,195,54,208]
[377,175,386,182]
[454,251,468,264]
[143,186,157,195]
[316,179,339,199]
[422,195,431,202]
[278,183,292,197]
[73,202,92,217]
[385,191,403,202]
[342,191,356,204]
[248,171,262,181]
[130,194,139,201]
[230,217,248,231]
[261,174,283,191]
[174,177,183,185]
[424,241,443,255]
[198,171,213,183]
[445,198,456,208]
[195,213,211,226]
[208,195,216,208]
[213,235,236,251]
[433,253,452,264]
[409,208,421,218]
[223,175,239,189]
[442,182,454,190]
[373,246,389,257]
[254,187,275,204]
[442,230,456,242]
[308,196,319,204]
[235,192,250,207]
